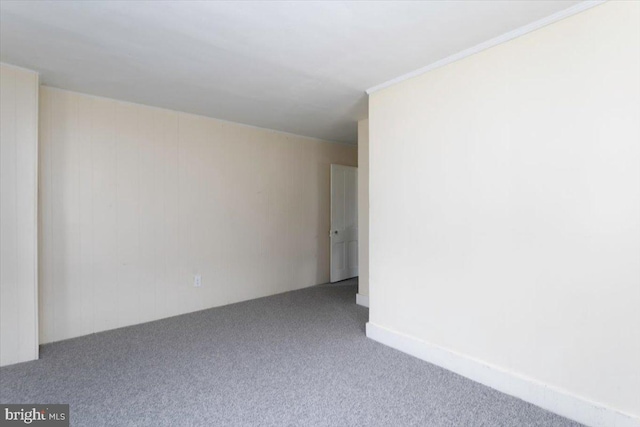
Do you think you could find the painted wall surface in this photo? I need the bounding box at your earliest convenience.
[369,1,640,419]
[0,64,39,366]
[39,86,356,344]
[357,119,369,297]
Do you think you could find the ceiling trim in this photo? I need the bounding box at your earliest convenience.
[366,0,606,95]
[41,85,356,146]
[0,61,39,75]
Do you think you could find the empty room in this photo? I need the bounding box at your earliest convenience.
[0,1,638,426]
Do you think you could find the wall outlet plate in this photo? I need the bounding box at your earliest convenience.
[194,274,202,287]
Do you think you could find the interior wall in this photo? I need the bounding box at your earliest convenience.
[357,119,369,298]
[368,0,639,420]
[0,64,39,366]
[39,86,357,344]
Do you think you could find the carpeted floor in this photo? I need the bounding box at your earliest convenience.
[0,279,581,426]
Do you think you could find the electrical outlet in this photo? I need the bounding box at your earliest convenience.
[194,274,202,288]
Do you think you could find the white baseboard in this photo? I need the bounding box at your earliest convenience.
[356,293,369,308]
[366,323,639,427]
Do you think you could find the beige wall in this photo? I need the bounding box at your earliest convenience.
[39,86,356,343]
[357,119,369,298]
[369,1,639,422]
[0,64,39,366]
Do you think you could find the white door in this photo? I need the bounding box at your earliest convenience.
[330,164,358,282]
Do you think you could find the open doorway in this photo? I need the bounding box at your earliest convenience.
[330,164,358,282]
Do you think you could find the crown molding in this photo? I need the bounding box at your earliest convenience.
[41,86,356,146]
[366,1,607,95]
[0,62,40,75]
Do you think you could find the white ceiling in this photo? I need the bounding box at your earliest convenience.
[0,1,581,143]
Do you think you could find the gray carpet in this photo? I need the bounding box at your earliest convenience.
[1,280,581,426]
